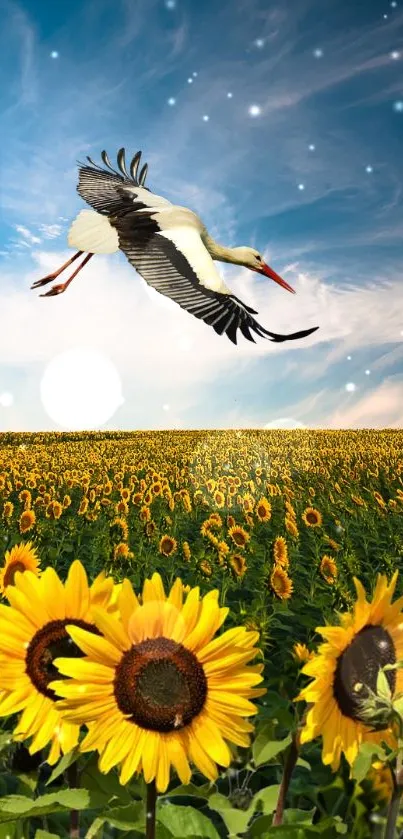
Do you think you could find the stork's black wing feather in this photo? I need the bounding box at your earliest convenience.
[75,149,158,216]
[113,213,319,345]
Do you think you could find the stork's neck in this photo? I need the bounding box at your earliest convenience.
[201,230,243,264]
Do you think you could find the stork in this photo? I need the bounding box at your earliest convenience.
[31,148,319,345]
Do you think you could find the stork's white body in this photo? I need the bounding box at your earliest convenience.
[68,205,232,296]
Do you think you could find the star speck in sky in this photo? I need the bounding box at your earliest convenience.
[390,51,400,59]
[254,39,265,48]
[298,183,305,190]
[202,114,209,121]
[227,92,233,98]
[365,165,373,173]
[309,144,315,150]
[50,51,59,58]
[313,48,323,58]
[248,104,261,116]
[346,382,356,392]
[167,97,176,105]
[393,100,403,111]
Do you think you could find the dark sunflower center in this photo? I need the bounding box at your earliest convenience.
[3,561,28,588]
[114,636,208,733]
[25,619,100,700]
[333,625,396,723]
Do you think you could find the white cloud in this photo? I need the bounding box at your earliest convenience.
[38,223,63,239]
[0,246,402,428]
[14,225,41,244]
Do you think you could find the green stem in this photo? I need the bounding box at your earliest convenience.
[67,762,79,838]
[145,779,157,839]
[272,732,299,826]
[384,766,403,839]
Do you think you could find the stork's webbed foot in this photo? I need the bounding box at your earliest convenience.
[39,283,69,297]
[31,274,58,290]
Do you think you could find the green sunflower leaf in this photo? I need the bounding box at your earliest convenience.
[376,668,392,700]
[253,733,292,767]
[207,784,280,836]
[351,742,387,783]
[85,801,145,836]
[0,788,107,823]
[45,747,80,786]
[159,781,214,800]
[156,803,221,838]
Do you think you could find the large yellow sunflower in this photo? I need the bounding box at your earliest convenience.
[296,572,403,771]
[52,572,266,793]
[0,561,118,765]
[0,541,41,595]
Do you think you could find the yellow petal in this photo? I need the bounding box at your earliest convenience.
[118,579,140,634]
[65,625,122,666]
[64,560,90,619]
[91,608,130,652]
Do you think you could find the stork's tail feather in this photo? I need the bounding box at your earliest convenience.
[258,324,320,342]
[67,210,119,254]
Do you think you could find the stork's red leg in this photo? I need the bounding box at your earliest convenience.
[31,250,84,290]
[38,252,94,297]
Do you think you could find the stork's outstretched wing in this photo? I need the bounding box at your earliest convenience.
[76,148,173,217]
[114,211,318,345]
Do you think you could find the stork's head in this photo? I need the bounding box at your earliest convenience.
[234,247,295,294]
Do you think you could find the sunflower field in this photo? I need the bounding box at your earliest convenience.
[0,428,402,839]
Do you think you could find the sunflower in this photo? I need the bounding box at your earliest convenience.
[367,760,393,804]
[273,537,289,569]
[209,512,222,527]
[199,559,213,576]
[230,554,248,578]
[182,542,191,562]
[213,490,225,508]
[159,536,178,557]
[113,543,133,561]
[19,509,36,534]
[320,555,338,584]
[373,491,386,509]
[0,542,41,595]
[228,525,250,549]
[270,566,293,600]
[296,572,403,771]
[285,517,299,538]
[293,642,314,664]
[302,507,322,528]
[110,517,129,542]
[52,572,266,793]
[0,561,118,765]
[3,501,13,518]
[255,498,271,523]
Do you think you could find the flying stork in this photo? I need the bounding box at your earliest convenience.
[31,148,319,345]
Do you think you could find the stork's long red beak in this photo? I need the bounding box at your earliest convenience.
[259,262,296,294]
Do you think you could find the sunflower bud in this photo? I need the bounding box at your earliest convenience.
[354,665,403,733]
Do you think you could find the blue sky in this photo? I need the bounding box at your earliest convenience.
[0,0,402,431]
